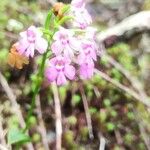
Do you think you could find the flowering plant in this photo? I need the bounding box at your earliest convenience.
[8,0,98,86]
[7,0,99,147]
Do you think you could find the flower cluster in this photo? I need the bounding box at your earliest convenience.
[8,26,48,69]
[45,0,97,85]
[8,0,98,86]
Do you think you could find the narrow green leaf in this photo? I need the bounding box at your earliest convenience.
[44,10,53,30]
[58,16,73,25]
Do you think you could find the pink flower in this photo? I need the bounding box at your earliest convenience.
[45,56,75,85]
[16,26,48,57]
[71,0,85,8]
[84,27,97,40]
[78,40,97,65]
[77,40,97,79]
[79,60,94,79]
[51,27,80,58]
[70,0,92,29]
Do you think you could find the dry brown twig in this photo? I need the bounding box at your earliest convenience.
[0,116,7,149]
[51,82,62,150]
[36,95,50,150]
[0,72,34,150]
[94,69,150,107]
[105,54,149,100]
[134,110,150,150]
[80,86,94,139]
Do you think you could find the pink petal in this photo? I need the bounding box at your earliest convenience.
[51,41,63,55]
[64,65,75,80]
[71,0,85,8]
[64,45,74,59]
[53,31,62,40]
[80,63,94,79]
[49,57,57,66]
[45,67,58,82]
[35,37,48,54]
[19,31,27,38]
[77,52,85,64]
[57,72,67,85]
[69,37,81,52]
[91,48,97,61]
[17,38,29,55]
[25,44,35,57]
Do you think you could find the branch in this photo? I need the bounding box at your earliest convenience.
[0,145,8,150]
[36,95,50,150]
[0,72,34,150]
[134,110,150,150]
[105,54,149,100]
[99,135,106,150]
[94,69,150,107]
[51,82,62,150]
[0,72,25,128]
[0,116,7,147]
[97,11,150,42]
[80,86,94,139]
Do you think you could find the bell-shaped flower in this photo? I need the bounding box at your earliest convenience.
[45,56,75,85]
[17,26,48,57]
[51,27,80,58]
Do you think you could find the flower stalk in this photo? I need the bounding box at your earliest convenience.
[23,10,55,132]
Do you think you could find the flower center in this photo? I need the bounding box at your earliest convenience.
[27,30,36,43]
[55,59,65,71]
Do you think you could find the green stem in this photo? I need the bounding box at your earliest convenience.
[23,10,55,133]
[23,46,50,133]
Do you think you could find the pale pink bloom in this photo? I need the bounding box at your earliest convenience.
[72,8,92,29]
[51,27,80,58]
[78,40,97,65]
[70,0,92,29]
[84,27,97,40]
[16,26,48,57]
[45,56,75,85]
[77,40,96,79]
[79,60,94,79]
[71,0,85,8]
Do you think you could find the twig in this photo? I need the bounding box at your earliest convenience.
[0,72,25,128]
[0,117,7,147]
[94,69,150,107]
[114,130,125,150]
[0,72,34,150]
[51,82,62,150]
[134,110,150,150]
[97,11,150,42]
[139,123,150,150]
[36,95,50,150]
[105,54,149,100]
[80,86,94,140]
[0,144,8,150]
[99,135,106,150]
